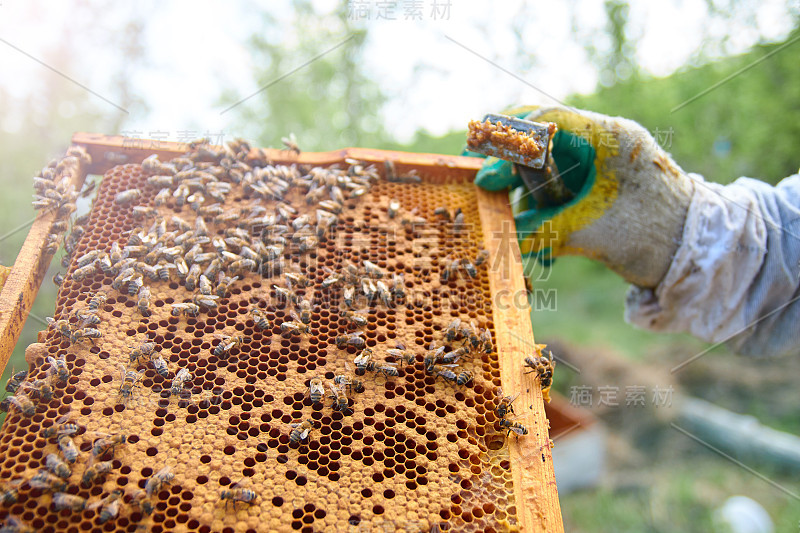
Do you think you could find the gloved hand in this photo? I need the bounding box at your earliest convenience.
[471,106,695,289]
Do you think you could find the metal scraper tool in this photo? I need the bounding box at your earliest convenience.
[467,113,574,208]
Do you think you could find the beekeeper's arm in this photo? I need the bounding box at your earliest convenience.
[472,106,800,357]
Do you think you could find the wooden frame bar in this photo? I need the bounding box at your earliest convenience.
[0,152,89,374]
[0,133,563,532]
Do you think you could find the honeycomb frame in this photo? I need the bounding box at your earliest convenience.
[0,134,563,533]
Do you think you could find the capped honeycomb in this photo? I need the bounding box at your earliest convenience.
[0,142,524,533]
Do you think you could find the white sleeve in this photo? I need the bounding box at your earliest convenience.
[625,172,800,357]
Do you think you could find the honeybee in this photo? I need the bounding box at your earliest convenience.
[151,353,169,378]
[453,209,465,233]
[352,347,373,376]
[198,274,213,296]
[429,364,459,383]
[343,286,355,309]
[375,280,391,306]
[45,453,71,478]
[73,308,100,327]
[433,206,451,221]
[461,257,478,278]
[439,256,461,284]
[72,327,102,345]
[111,267,135,290]
[137,285,151,316]
[388,198,400,218]
[87,292,107,311]
[523,350,555,390]
[29,470,67,492]
[480,328,493,354]
[80,459,113,487]
[212,335,247,360]
[154,187,171,206]
[184,264,201,291]
[423,344,446,372]
[0,516,34,533]
[118,365,144,400]
[76,250,100,268]
[92,433,127,458]
[297,299,312,325]
[129,341,157,365]
[333,372,365,394]
[444,318,462,342]
[475,249,489,267]
[328,382,352,415]
[342,309,368,328]
[171,302,200,317]
[336,331,365,349]
[147,174,174,187]
[156,262,173,282]
[88,489,123,523]
[42,413,79,439]
[5,370,27,394]
[288,419,315,445]
[1,394,35,417]
[308,379,325,405]
[280,320,309,336]
[362,260,384,279]
[127,273,144,296]
[193,293,219,309]
[46,317,72,341]
[390,273,405,301]
[0,480,21,505]
[53,492,87,512]
[43,234,61,255]
[285,272,309,288]
[132,206,156,219]
[52,272,64,286]
[58,434,79,463]
[250,308,272,331]
[115,189,141,205]
[22,378,54,402]
[456,370,473,386]
[170,368,192,396]
[216,274,239,297]
[145,466,174,497]
[386,343,415,367]
[499,418,529,438]
[130,489,154,516]
[220,483,258,510]
[281,133,300,155]
[321,269,341,288]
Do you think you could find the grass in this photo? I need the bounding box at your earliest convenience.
[561,457,800,532]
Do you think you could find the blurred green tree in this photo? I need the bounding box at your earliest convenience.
[222,0,390,151]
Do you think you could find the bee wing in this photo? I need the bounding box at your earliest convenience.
[87,498,105,511]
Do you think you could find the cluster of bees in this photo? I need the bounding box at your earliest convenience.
[491,346,557,438]
[0,352,68,420]
[31,147,96,266]
[5,134,559,525]
[0,397,168,528]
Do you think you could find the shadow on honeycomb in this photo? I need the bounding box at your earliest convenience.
[0,144,521,533]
